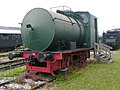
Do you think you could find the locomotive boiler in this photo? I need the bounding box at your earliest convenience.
[21,8,98,52]
[15,7,98,76]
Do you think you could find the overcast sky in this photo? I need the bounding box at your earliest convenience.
[0,0,120,35]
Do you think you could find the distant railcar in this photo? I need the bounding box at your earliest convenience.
[0,26,22,52]
[102,28,120,49]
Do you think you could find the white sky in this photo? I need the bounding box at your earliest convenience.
[0,0,120,35]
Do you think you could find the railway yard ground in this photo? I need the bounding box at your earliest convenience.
[52,49,120,90]
[0,49,120,90]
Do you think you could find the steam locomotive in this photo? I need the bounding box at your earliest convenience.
[102,28,120,49]
[10,6,98,76]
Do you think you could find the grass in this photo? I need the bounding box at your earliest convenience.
[0,66,26,78]
[52,50,120,90]
[0,50,120,90]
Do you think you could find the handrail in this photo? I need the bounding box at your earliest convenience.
[94,43,112,63]
[50,6,71,11]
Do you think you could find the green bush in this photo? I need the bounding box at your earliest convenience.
[0,66,26,78]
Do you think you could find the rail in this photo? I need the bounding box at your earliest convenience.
[0,54,8,58]
[0,59,25,71]
[0,72,56,90]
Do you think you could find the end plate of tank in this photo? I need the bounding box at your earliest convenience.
[21,8,55,51]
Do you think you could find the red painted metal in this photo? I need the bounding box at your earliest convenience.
[23,48,91,76]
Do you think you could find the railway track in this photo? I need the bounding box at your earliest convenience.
[0,73,56,90]
[0,79,15,87]
[0,54,56,89]
[0,59,25,71]
[0,54,8,58]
